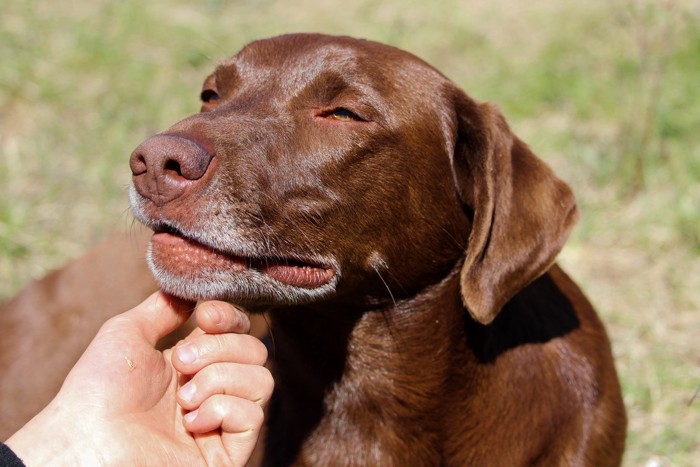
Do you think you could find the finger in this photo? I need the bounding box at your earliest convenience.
[183,326,205,341]
[193,428,260,467]
[112,291,195,346]
[179,302,251,343]
[185,395,265,465]
[195,301,251,335]
[177,363,274,411]
[172,333,268,374]
[184,394,265,435]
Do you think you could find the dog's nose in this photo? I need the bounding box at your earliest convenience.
[130,134,214,206]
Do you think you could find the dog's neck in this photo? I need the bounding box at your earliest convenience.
[265,268,468,466]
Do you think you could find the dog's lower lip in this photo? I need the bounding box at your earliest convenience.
[150,232,334,289]
[261,263,335,289]
[151,232,247,275]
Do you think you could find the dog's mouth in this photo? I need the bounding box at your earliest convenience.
[149,230,335,290]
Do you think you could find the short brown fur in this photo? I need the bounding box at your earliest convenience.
[2,34,626,465]
[129,34,626,465]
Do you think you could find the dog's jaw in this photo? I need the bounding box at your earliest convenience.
[130,187,339,306]
[145,232,339,306]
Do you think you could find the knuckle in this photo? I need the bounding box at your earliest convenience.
[249,336,269,364]
[213,396,230,418]
[246,402,265,429]
[191,332,268,366]
[201,393,227,420]
[256,366,275,399]
[198,333,228,357]
[104,313,130,329]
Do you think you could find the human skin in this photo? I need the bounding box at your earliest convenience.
[5,292,273,466]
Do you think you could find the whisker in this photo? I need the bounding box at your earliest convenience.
[372,264,397,307]
[262,312,276,359]
[440,226,466,250]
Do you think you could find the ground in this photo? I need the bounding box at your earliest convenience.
[1,0,698,464]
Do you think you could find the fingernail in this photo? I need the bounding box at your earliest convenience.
[176,344,197,364]
[184,409,198,424]
[178,382,197,402]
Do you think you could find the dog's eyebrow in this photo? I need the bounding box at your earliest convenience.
[303,71,354,102]
[285,69,387,125]
[212,62,240,93]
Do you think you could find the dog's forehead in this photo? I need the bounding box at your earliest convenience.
[213,34,447,97]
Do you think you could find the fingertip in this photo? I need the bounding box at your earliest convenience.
[127,292,196,346]
[134,291,195,317]
[160,292,197,314]
[184,409,198,423]
[177,380,198,408]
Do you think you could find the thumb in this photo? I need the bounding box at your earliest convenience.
[120,292,196,346]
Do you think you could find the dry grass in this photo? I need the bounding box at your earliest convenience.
[1,0,698,464]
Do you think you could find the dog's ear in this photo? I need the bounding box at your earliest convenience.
[449,90,578,325]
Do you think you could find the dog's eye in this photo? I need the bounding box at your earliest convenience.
[330,109,360,121]
[200,89,220,103]
[322,108,364,122]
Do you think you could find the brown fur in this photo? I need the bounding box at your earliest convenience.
[3,34,626,465]
[128,34,626,465]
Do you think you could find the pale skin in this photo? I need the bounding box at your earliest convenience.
[6,292,273,466]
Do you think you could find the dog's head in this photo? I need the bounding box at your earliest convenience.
[129,33,577,323]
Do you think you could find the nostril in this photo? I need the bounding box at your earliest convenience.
[130,133,215,205]
[130,152,147,176]
[164,158,183,177]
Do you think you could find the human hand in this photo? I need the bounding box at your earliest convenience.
[6,292,272,466]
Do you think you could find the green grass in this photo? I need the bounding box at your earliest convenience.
[1,0,698,464]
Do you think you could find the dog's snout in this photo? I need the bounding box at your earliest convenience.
[130,134,214,206]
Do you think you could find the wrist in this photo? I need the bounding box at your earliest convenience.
[5,404,110,466]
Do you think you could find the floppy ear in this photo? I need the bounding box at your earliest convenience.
[449,91,578,325]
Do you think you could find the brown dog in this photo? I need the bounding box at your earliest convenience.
[126,34,626,465]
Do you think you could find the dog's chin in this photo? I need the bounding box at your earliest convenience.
[146,232,338,306]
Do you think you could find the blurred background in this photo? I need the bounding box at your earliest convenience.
[1,0,698,464]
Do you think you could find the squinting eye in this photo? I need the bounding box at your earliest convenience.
[323,108,364,122]
[200,89,220,103]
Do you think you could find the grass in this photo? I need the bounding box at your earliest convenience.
[1,0,698,464]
